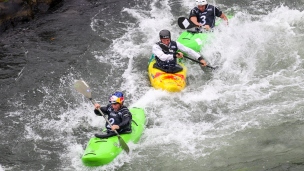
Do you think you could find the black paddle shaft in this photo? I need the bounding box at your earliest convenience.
[158,43,218,70]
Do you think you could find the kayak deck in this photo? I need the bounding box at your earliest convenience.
[148,55,187,92]
[81,107,146,167]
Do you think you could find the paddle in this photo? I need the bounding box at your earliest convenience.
[178,17,198,29]
[158,43,218,70]
[74,80,130,154]
[183,55,218,70]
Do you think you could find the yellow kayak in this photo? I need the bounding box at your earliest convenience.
[148,55,187,92]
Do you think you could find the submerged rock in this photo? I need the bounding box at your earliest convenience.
[0,0,62,33]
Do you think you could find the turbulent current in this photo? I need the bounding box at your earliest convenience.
[1,0,304,170]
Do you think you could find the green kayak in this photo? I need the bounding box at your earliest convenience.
[177,30,212,53]
[82,107,146,167]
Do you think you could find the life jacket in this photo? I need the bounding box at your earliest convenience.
[104,105,132,132]
[154,41,178,67]
[191,5,219,28]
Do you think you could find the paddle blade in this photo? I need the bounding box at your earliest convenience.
[118,136,130,154]
[74,80,92,99]
[178,17,197,29]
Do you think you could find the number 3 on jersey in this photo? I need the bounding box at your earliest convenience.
[200,15,206,25]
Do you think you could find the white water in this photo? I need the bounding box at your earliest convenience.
[70,1,304,170]
[15,0,304,170]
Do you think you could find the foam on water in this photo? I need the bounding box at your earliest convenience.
[101,2,304,170]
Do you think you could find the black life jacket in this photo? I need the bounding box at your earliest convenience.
[155,41,178,67]
[191,5,220,28]
[104,105,132,132]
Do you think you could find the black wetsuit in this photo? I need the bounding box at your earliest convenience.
[189,4,222,28]
[94,104,132,138]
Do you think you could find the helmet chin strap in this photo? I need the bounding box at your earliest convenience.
[213,0,216,27]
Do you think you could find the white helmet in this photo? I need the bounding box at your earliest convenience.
[196,0,207,6]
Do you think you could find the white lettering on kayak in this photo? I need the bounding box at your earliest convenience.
[195,38,203,45]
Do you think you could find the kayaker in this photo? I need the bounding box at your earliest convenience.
[152,29,207,73]
[189,0,228,31]
[94,91,132,138]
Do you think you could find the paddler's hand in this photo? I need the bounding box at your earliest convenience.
[94,103,100,109]
[200,59,207,67]
[176,52,183,58]
[198,56,207,67]
[111,125,120,130]
[203,25,211,31]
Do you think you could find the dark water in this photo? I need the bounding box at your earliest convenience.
[0,0,139,170]
[1,0,304,170]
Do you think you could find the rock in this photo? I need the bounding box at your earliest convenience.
[0,0,62,33]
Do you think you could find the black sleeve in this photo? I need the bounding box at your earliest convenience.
[118,108,132,128]
[214,6,222,17]
[198,56,205,61]
[94,104,110,116]
[173,52,178,58]
[189,8,197,18]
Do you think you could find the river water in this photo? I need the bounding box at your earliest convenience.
[1,0,304,170]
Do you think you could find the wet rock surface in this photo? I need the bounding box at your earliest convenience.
[0,0,63,33]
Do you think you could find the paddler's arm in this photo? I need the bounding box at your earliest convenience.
[189,8,202,27]
[214,7,228,25]
[176,42,207,66]
[189,16,202,27]
[220,13,228,25]
[94,103,109,116]
[119,110,132,127]
[152,44,176,61]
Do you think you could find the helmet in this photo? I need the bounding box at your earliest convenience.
[109,92,124,104]
[159,29,171,39]
[196,0,207,6]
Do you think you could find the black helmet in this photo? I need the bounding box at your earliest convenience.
[159,29,171,39]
